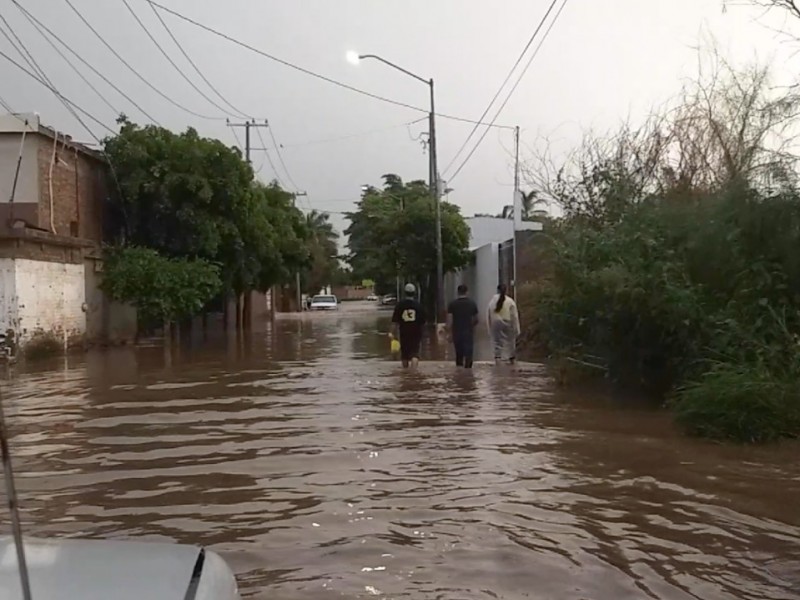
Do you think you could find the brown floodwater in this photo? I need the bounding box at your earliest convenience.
[1,306,799,599]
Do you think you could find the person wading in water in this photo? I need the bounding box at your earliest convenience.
[447,284,479,368]
[487,283,520,365]
[392,283,426,369]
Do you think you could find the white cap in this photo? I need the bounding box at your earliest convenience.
[404,283,416,294]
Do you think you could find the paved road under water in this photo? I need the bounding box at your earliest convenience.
[2,304,799,599]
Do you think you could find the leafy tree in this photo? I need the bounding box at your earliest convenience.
[302,210,339,295]
[102,119,308,319]
[101,246,221,327]
[346,174,471,311]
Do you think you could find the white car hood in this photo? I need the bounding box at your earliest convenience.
[0,536,239,600]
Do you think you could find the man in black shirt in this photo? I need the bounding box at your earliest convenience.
[447,284,479,368]
[392,283,426,368]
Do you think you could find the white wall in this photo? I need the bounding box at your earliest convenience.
[446,242,499,325]
[0,259,17,333]
[11,259,86,342]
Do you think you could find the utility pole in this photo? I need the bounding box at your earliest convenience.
[226,119,270,327]
[429,79,444,324]
[227,119,269,165]
[512,125,521,298]
[294,192,308,313]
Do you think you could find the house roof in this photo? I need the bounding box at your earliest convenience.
[0,112,106,163]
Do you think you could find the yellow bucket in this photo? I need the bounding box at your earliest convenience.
[390,339,401,353]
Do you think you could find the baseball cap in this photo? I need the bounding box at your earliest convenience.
[404,283,416,294]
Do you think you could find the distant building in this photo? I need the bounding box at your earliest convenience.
[445,216,542,312]
[0,113,135,348]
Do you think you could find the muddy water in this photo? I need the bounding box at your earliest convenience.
[2,308,799,599]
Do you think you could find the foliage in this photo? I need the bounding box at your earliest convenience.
[301,210,339,295]
[520,58,800,442]
[672,364,800,443]
[101,246,222,326]
[346,174,471,310]
[103,119,308,297]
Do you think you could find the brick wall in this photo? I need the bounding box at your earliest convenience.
[37,137,106,242]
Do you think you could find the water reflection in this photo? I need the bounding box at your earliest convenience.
[0,307,798,599]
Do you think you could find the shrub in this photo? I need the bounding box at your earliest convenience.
[672,364,800,443]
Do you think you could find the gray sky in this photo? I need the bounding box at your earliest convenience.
[1,0,797,241]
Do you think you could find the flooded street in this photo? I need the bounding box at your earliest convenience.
[2,303,799,599]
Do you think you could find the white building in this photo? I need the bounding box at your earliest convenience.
[445,216,542,313]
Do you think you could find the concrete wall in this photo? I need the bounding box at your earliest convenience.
[0,257,85,343]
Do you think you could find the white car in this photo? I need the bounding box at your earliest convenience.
[366,294,378,301]
[309,294,339,311]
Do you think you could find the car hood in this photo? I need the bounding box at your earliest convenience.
[0,536,239,600]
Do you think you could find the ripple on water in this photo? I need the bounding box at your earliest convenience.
[2,327,800,600]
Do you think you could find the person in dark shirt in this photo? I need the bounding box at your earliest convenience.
[391,283,426,368]
[447,284,479,368]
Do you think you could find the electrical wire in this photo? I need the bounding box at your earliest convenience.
[0,48,115,135]
[0,16,107,141]
[145,0,514,129]
[0,46,127,207]
[0,11,54,88]
[12,1,161,125]
[121,0,243,118]
[254,126,286,188]
[0,93,13,113]
[447,0,569,184]
[146,0,250,119]
[63,0,223,121]
[280,118,426,149]
[8,2,119,116]
[266,122,301,192]
[442,0,560,176]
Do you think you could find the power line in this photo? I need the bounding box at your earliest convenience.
[254,125,286,188]
[280,118,426,149]
[448,0,569,184]
[13,1,161,125]
[145,0,514,130]
[146,0,250,119]
[9,2,119,116]
[0,12,55,88]
[0,15,106,141]
[266,121,300,192]
[63,0,223,121]
[442,0,560,176]
[121,0,243,119]
[0,48,115,135]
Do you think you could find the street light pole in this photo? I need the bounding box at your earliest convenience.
[350,52,444,323]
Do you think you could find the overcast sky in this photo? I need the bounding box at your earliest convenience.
[1,0,798,241]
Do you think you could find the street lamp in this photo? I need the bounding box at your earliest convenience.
[348,51,444,323]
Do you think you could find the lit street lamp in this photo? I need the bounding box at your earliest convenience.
[348,51,444,323]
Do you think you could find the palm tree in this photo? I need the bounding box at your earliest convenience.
[303,210,339,295]
[499,190,542,220]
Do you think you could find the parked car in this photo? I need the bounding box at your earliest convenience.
[380,295,397,306]
[309,294,339,311]
[366,294,378,301]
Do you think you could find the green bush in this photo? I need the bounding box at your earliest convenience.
[672,365,800,443]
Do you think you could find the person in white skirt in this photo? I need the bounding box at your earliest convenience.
[486,284,520,365]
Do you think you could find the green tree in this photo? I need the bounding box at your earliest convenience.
[101,246,221,327]
[346,174,471,311]
[302,210,339,295]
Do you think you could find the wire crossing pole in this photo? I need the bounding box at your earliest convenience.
[0,392,32,600]
[226,119,269,165]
